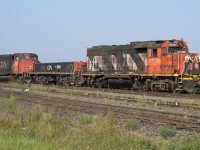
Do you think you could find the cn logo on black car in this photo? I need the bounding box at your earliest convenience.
[47,65,52,70]
[0,61,6,68]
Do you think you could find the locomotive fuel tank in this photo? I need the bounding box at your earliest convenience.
[108,78,132,89]
[0,76,12,81]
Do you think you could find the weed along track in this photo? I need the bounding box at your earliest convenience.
[0,87,200,132]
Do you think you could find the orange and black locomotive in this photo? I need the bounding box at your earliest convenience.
[84,39,200,93]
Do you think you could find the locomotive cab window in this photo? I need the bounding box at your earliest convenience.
[19,55,25,61]
[184,48,188,53]
[151,49,157,57]
[168,47,182,53]
[24,54,30,60]
[70,64,74,71]
[15,56,19,61]
[162,47,167,55]
[31,54,38,61]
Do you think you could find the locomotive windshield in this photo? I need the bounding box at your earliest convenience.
[24,54,30,59]
[19,54,38,61]
[30,54,38,61]
[168,47,183,53]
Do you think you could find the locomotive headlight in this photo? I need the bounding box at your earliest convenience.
[28,65,33,70]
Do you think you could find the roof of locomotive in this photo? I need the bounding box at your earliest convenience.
[13,53,38,56]
[130,40,164,49]
[88,40,165,50]
[0,53,37,56]
[0,54,15,58]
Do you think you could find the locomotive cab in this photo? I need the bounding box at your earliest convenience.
[13,53,39,75]
[147,40,189,74]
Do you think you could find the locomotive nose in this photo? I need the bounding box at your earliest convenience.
[28,60,38,72]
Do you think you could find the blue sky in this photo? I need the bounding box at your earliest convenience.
[0,0,200,62]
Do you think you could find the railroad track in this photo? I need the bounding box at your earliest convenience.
[1,84,199,110]
[64,92,200,110]
[20,87,200,110]
[0,88,200,132]
[2,83,200,99]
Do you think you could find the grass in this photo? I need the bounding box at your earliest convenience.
[0,95,200,149]
[159,125,177,138]
[0,96,156,149]
[125,119,139,130]
[1,82,200,149]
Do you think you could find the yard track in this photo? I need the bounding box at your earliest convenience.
[1,83,200,110]
[0,87,199,132]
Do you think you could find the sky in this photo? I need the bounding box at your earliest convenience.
[0,0,200,62]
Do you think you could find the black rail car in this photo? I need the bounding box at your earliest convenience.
[0,54,14,75]
[32,61,87,86]
[35,62,74,73]
[0,54,15,81]
[33,62,74,84]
